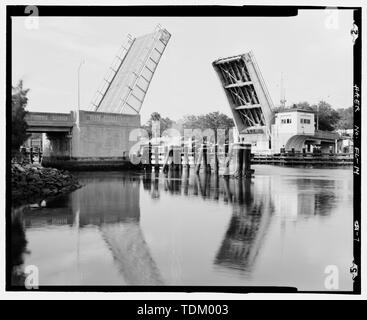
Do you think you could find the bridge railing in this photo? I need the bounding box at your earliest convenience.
[25,112,74,123]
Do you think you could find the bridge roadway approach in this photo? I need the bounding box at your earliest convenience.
[25,110,140,169]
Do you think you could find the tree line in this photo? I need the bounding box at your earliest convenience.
[12,80,30,156]
[11,80,353,156]
[143,101,353,136]
[141,111,235,138]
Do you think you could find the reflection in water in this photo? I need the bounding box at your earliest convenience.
[214,178,273,273]
[288,178,337,216]
[74,174,140,226]
[142,171,274,273]
[76,174,163,285]
[101,223,163,285]
[23,195,74,228]
[10,166,353,290]
[12,173,162,285]
[11,206,29,286]
[164,170,182,195]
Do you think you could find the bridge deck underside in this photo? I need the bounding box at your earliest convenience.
[216,59,265,129]
[213,53,274,134]
[26,124,73,133]
[94,28,171,115]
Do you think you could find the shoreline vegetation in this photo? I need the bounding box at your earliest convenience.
[11,81,82,208]
[11,160,82,207]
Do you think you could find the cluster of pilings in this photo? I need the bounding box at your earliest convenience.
[19,147,42,164]
[224,142,254,178]
[141,139,254,179]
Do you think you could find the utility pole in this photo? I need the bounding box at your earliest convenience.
[280,72,286,108]
[77,59,85,111]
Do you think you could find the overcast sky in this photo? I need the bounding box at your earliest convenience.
[12,9,354,123]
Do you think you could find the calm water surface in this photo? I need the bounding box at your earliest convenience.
[11,165,353,291]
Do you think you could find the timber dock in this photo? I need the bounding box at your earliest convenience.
[251,152,353,166]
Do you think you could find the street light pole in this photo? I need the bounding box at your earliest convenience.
[77,59,85,111]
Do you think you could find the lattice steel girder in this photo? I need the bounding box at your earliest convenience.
[212,51,274,134]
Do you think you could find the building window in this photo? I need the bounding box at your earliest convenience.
[301,118,310,124]
[281,118,292,124]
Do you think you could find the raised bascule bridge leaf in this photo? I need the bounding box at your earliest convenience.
[90,26,171,114]
[212,51,275,137]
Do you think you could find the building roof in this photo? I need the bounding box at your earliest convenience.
[276,108,315,114]
[285,132,340,150]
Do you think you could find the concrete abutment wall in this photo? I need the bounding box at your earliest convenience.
[71,110,140,159]
[39,110,141,169]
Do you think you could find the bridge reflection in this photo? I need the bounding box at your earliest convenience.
[12,173,163,285]
[141,169,274,273]
[139,168,340,275]
[11,168,341,286]
[215,178,273,273]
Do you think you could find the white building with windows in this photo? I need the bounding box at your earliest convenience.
[234,107,341,154]
[271,108,316,153]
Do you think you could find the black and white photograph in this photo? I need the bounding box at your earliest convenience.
[3,2,363,301]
